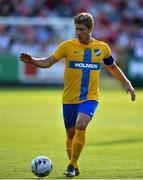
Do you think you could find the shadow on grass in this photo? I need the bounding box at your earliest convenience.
[87,138,143,146]
[52,175,74,179]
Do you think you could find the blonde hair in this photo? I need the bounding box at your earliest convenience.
[73,12,94,29]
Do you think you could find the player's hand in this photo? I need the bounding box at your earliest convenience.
[124,81,136,101]
[19,53,33,64]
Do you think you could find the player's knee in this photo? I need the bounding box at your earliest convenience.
[76,113,91,130]
[76,121,87,130]
[66,127,75,139]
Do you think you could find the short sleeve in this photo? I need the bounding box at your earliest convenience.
[103,43,114,65]
[104,43,111,59]
[52,41,67,61]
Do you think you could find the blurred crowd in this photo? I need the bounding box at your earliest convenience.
[0,0,143,62]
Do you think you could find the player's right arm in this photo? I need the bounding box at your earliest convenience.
[19,53,58,68]
[19,41,68,68]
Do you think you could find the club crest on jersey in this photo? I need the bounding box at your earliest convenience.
[94,48,101,56]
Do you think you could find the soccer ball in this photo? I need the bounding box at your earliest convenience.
[31,156,53,177]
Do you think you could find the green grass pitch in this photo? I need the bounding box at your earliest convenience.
[0,87,143,179]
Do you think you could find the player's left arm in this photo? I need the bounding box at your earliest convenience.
[106,61,136,101]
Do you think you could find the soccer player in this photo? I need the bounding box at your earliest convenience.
[19,13,136,177]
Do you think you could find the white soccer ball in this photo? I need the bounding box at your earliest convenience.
[31,156,53,177]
